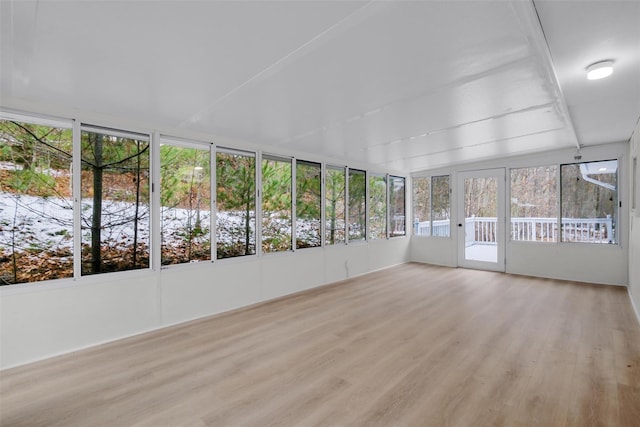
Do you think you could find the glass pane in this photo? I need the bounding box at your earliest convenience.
[389,176,406,237]
[262,156,292,253]
[348,169,366,241]
[0,119,73,285]
[296,160,321,249]
[160,144,211,265]
[81,129,150,275]
[368,174,387,240]
[216,151,256,259]
[510,166,557,242]
[325,166,345,245]
[464,176,497,262]
[412,177,430,236]
[431,175,450,237]
[561,160,617,244]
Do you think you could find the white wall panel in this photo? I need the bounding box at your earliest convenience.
[368,237,410,271]
[1,275,159,368]
[342,243,369,278]
[324,244,350,283]
[1,239,410,369]
[411,237,457,267]
[160,260,263,327]
[507,242,627,286]
[261,250,324,300]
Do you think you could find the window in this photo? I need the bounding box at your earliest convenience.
[0,118,73,284]
[561,160,618,244]
[2,111,413,286]
[510,166,557,242]
[325,165,346,245]
[81,127,150,275]
[160,140,211,265]
[368,174,387,240]
[412,177,430,235]
[216,149,256,259]
[262,155,292,253]
[296,160,321,249]
[389,176,406,237]
[430,176,449,237]
[413,175,448,237]
[348,168,366,241]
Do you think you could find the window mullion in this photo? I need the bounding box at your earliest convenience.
[210,145,217,262]
[385,174,392,239]
[345,167,350,244]
[321,163,326,247]
[72,119,82,280]
[557,163,562,243]
[151,132,161,270]
[430,176,434,237]
[256,151,263,257]
[292,158,297,252]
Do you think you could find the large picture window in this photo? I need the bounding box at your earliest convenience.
[80,127,150,275]
[325,165,346,245]
[561,160,618,244]
[262,155,292,253]
[413,175,448,237]
[296,160,321,249]
[368,174,387,240]
[160,140,211,265]
[389,176,406,237]
[0,118,73,284]
[2,111,416,286]
[510,166,557,242]
[348,168,366,241]
[216,149,256,259]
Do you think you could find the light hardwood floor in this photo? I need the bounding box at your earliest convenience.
[1,263,639,426]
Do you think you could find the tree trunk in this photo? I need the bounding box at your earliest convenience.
[91,134,103,274]
[132,140,141,268]
[10,196,19,284]
[329,179,336,244]
[244,188,251,255]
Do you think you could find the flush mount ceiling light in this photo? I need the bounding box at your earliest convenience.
[586,60,614,80]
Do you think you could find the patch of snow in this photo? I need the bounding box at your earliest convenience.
[1,193,324,254]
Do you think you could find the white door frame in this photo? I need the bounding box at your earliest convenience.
[457,168,506,272]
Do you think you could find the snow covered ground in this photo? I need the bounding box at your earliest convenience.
[0,193,325,253]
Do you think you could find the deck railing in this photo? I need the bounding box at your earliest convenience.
[414,219,450,237]
[415,216,614,244]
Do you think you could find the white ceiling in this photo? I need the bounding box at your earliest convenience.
[1,0,639,173]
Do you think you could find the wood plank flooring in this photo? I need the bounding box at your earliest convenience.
[1,263,639,426]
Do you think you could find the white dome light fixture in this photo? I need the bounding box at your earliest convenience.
[586,60,614,80]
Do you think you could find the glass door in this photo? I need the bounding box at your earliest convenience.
[457,169,505,271]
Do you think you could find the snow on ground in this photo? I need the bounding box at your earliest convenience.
[0,193,325,252]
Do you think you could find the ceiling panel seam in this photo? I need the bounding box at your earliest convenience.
[364,102,556,150]
[526,0,580,150]
[177,0,378,130]
[281,55,537,148]
[379,126,568,166]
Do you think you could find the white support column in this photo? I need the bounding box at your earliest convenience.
[291,157,297,251]
[256,150,263,257]
[72,120,82,280]
[151,131,161,271]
